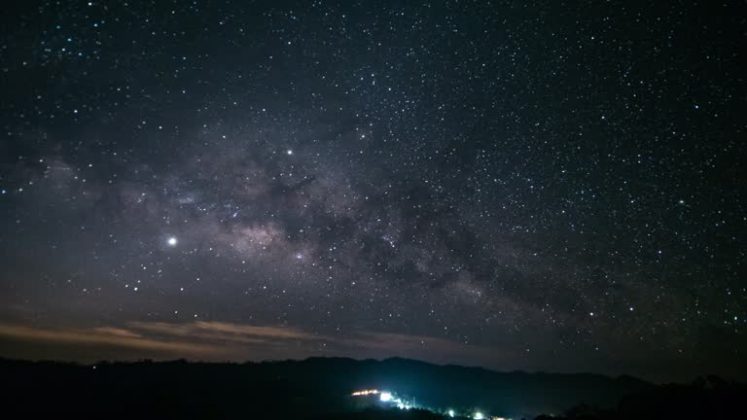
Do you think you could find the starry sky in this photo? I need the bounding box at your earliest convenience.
[0,0,745,382]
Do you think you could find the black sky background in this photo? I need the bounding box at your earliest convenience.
[0,0,745,382]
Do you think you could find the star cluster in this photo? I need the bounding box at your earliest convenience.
[0,0,745,381]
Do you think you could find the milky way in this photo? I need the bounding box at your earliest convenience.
[0,1,745,381]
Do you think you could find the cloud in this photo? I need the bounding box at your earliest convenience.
[0,321,498,367]
[0,321,331,363]
[128,321,318,344]
[0,323,220,357]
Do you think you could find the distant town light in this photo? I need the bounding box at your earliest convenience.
[448,409,456,417]
[473,411,485,420]
[351,389,379,397]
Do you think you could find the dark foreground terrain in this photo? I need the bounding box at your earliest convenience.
[1,357,743,419]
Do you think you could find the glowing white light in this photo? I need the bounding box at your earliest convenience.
[473,411,485,420]
[286,149,293,155]
[448,409,455,417]
[167,236,178,246]
[379,392,393,402]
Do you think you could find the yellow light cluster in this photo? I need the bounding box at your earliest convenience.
[351,389,380,396]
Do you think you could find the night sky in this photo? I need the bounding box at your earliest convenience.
[1,1,745,382]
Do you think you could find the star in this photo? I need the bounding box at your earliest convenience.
[167,236,178,247]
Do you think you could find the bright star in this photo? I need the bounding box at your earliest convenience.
[167,236,178,246]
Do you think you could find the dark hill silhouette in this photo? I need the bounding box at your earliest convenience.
[536,375,747,420]
[0,356,660,419]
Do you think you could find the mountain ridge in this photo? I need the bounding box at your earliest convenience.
[2,355,654,418]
